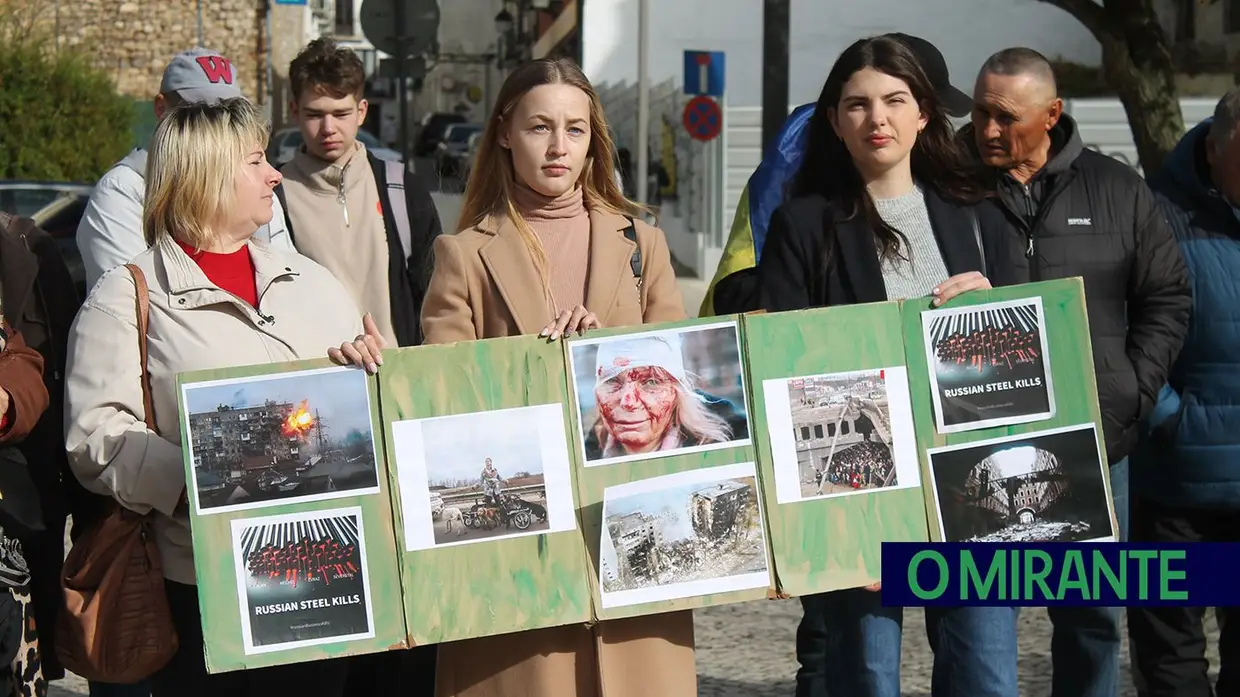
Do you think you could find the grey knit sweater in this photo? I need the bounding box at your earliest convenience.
[872,184,949,301]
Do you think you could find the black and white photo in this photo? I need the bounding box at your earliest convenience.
[598,463,771,608]
[390,403,578,551]
[926,423,1115,543]
[922,297,1055,433]
[182,366,381,515]
[763,367,921,504]
[569,321,751,467]
[231,507,376,654]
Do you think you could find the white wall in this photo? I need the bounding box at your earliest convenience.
[582,0,1102,107]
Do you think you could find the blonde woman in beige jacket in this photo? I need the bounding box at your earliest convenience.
[420,57,696,697]
[63,98,384,697]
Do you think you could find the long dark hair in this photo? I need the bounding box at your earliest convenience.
[790,36,984,262]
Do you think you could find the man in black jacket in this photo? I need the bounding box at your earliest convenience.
[967,47,1191,697]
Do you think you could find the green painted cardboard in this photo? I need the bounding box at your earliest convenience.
[564,315,778,622]
[176,358,406,674]
[741,302,930,597]
[376,335,595,645]
[900,277,1113,542]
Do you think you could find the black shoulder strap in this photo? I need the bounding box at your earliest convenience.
[273,182,295,246]
[623,217,642,283]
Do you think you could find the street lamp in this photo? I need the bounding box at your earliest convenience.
[494,9,514,35]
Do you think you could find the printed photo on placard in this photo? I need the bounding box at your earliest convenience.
[390,403,578,551]
[921,297,1055,433]
[231,507,376,655]
[925,423,1115,543]
[568,321,751,467]
[763,367,921,505]
[598,462,770,609]
[182,366,381,515]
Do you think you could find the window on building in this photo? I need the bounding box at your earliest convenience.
[800,426,810,441]
[814,424,824,439]
[335,0,355,36]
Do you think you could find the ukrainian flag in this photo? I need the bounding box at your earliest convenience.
[699,103,817,317]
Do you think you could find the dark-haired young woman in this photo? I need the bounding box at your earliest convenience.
[737,36,1020,697]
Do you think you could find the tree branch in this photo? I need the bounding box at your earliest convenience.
[1036,0,1110,39]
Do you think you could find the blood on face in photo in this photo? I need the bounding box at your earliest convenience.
[594,365,680,453]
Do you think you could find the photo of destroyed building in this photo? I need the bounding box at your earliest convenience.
[789,370,898,498]
[183,368,381,514]
[600,474,767,596]
[927,423,1114,542]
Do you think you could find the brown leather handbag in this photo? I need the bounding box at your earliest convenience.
[56,263,179,683]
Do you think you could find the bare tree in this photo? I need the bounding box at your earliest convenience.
[1036,0,1186,172]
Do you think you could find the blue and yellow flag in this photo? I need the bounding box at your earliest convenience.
[699,103,818,317]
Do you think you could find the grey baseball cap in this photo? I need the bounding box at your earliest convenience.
[159,47,243,104]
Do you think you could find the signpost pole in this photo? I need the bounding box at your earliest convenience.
[761,0,790,152]
[395,0,409,169]
[636,0,650,205]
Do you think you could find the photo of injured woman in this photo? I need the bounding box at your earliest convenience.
[569,321,751,467]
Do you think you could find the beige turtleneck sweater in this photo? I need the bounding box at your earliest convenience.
[280,142,398,347]
[514,185,591,314]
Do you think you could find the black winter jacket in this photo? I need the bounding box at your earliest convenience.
[962,114,1192,465]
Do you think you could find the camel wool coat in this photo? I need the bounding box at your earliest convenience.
[421,206,697,697]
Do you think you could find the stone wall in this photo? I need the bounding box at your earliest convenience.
[37,0,266,101]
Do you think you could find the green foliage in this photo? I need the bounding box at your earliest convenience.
[0,42,135,182]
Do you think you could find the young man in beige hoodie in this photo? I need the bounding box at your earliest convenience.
[277,38,442,348]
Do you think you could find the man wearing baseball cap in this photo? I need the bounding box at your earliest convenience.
[76,48,295,293]
[701,33,973,317]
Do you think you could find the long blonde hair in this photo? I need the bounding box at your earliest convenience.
[456,58,646,291]
[144,98,270,248]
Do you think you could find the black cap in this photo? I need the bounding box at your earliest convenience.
[885,33,973,117]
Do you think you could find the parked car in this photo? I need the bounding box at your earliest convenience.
[267,127,403,167]
[435,123,483,179]
[415,111,467,157]
[430,492,445,519]
[0,180,93,298]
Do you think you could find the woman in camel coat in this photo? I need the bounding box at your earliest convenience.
[420,57,696,697]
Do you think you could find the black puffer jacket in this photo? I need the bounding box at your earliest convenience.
[961,114,1192,465]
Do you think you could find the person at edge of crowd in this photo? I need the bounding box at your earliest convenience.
[77,47,294,294]
[277,38,443,349]
[0,209,84,693]
[62,97,386,697]
[419,56,694,697]
[963,47,1191,697]
[699,32,973,316]
[583,333,748,461]
[1128,88,1240,697]
[0,302,51,697]
[737,35,1021,697]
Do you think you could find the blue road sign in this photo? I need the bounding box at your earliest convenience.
[683,51,725,97]
[274,0,308,5]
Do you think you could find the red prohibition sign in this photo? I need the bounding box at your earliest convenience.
[683,95,722,142]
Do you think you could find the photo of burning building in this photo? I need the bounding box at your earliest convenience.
[183,367,381,515]
[787,370,899,498]
[599,467,769,605]
[927,423,1114,543]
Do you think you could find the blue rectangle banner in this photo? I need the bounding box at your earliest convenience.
[879,543,1240,606]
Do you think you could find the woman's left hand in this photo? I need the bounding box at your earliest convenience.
[540,305,601,340]
[931,272,992,307]
[329,313,386,375]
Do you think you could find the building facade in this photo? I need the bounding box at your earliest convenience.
[188,402,302,474]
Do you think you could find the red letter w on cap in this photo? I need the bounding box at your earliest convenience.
[196,56,234,84]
